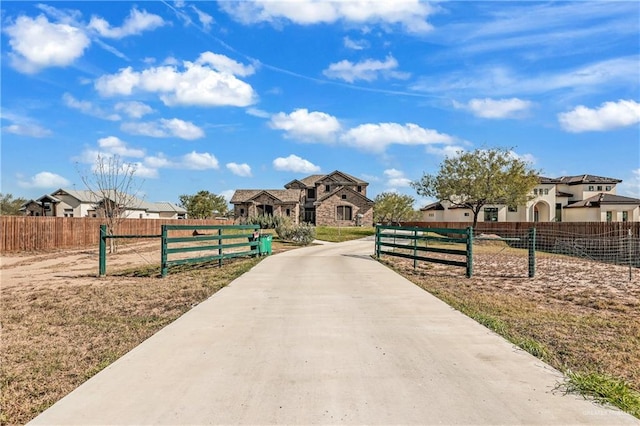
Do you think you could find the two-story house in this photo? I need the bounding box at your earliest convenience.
[231,171,374,226]
[421,174,640,223]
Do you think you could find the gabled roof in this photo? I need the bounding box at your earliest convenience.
[315,185,374,204]
[316,170,368,185]
[231,189,300,204]
[420,201,445,211]
[51,188,101,203]
[36,194,61,203]
[565,193,640,208]
[284,175,325,189]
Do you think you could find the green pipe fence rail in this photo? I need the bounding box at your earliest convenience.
[161,224,261,277]
[98,224,267,277]
[375,225,537,278]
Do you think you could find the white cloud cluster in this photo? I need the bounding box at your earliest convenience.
[181,151,219,170]
[269,109,341,142]
[4,15,90,74]
[273,155,321,173]
[455,98,532,119]
[3,7,165,74]
[18,171,70,189]
[384,169,412,189]
[62,93,121,121]
[558,99,640,133]
[617,169,640,198]
[341,122,454,153]
[323,55,409,83]
[114,101,154,118]
[88,7,165,38]
[219,0,435,34]
[1,112,52,138]
[97,136,145,157]
[226,162,252,177]
[95,52,257,107]
[343,36,369,50]
[121,118,205,140]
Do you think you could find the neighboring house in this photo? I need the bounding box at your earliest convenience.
[21,188,187,219]
[421,174,640,223]
[231,170,374,226]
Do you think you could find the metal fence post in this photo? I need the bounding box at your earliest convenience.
[413,229,418,269]
[375,226,380,258]
[466,226,473,278]
[629,229,633,282]
[218,228,223,268]
[160,225,168,278]
[99,224,107,277]
[528,227,536,278]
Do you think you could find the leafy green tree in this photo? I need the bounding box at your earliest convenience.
[411,147,539,227]
[0,193,27,215]
[179,190,229,219]
[374,192,418,225]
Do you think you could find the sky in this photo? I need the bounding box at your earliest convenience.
[1,0,639,208]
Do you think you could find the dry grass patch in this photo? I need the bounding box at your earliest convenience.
[380,247,640,418]
[1,240,296,425]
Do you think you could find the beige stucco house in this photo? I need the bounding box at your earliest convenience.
[231,171,374,226]
[421,174,640,223]
[21,188,187,219]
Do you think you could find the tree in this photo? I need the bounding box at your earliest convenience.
[0,193,27,215]
[81,154,143,253]
[374,192,418,225]
[179,190,229,219]
[411,147,539,227]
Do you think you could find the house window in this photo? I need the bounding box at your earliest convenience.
[544,189,549,195]
[508,206,517,212]
[464,212,470,217]
[286,208,291,217]
[588,185,595,191]
[240,208,245,215]
[307,188,316,199]
[484,207,498,222]
[597,185,603,191]
[428,213,434,217]
[555,203,562,222]
[606,211,612,222]
[622,211,628,222]
[533,189,538,196]
[325,185,330,192]
[337,205,352,221]
[64,209,74,217]
[357,186,362,192]
[341,194,347,200]
[605,186,612,191]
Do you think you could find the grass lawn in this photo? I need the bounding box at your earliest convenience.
[315,226,375,242]
[380,252,640,419]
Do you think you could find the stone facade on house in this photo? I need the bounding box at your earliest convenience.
[231,171,374,226]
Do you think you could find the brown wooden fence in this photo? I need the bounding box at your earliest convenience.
[0,217,232,252]
[400,221,640,237]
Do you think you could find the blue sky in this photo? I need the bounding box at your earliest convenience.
[1,1,639,207]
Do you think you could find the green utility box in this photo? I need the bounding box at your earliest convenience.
[258,234,272,255]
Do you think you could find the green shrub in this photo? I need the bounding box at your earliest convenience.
[241,213,287,229]
[276,222,316,245]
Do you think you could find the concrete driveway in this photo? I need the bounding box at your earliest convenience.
[30,239,638,425]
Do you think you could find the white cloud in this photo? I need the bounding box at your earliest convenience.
[95,54,257,107]
[384,168,412,189]
[273,154,321,173]
[18,171,70,188]
[425,145,466,158]
[62,93,120,121]
[181,151,219,170]
[114,101,154,118]
[558,100,640,132]
[340,122,454,152]
[2,124,52,138]
[130,162,159,179]
[323,55,409,83]
[246,107,270,118]
[121,118,205,140]
[97,136,145,157]
[269,108,341,142]
[617,169,640,198]
[4,15,90,73]
[219,189,235,202]
[219,1,435,34]
[191,6,214,31]
[454,98,532,119]
[226,162,252,177]
[343,36,369,50]
[88,7,165,39]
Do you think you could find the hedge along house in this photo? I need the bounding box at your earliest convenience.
[421,174,640,223]
[231,171,374,226]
